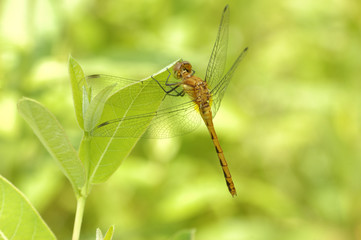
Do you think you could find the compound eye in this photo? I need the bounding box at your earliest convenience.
[184,62,192,73]
[173,62,183,79]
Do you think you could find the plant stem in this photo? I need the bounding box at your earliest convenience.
[72,194,86,240]
[72,133,91,239]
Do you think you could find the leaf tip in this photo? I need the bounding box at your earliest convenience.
[68,54,75,63]
[17,97,34,111]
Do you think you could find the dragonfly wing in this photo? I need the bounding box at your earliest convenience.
[89,74,201,139]
[85,74,140,99]
[204,5,230,91]
[84,59,182,101]
[211,47,248,115]
[143,96,201,138]
[91,100,201,138]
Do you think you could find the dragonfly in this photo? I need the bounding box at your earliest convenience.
[86,5,248,197]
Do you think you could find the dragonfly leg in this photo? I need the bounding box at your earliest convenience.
[164,68,173,86]
[164,68,181,87]
[151,69,184,97]
[164,68,186,96]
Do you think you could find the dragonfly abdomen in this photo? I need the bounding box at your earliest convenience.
[200,110,237,197]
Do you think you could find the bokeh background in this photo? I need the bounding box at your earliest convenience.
[1,0,361,239]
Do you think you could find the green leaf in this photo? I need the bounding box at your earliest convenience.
[84,84,116,132]
[83,60,179,184]
[69,55,86,130]
[103,226,114,240]
[95,228,103,240]
[170,229,196,240]
[82,86,90,122]
[18,98,86,193]
[95,226,114,240]
[0,175,56,240]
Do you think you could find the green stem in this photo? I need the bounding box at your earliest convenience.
[72,193,86,240]
[72,133,91,240]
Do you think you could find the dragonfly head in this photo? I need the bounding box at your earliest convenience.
[173,61,193,79]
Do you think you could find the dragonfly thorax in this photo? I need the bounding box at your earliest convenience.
[182,76,212,109]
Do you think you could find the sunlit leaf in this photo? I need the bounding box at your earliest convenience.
[84,84,116,132]
[103,226,114,240]
[95,228,103,240]
[95,226,114,240]
[69,55,86,130]
[0,175,56,240]
[82,86,90,123]
[18,98,86,193]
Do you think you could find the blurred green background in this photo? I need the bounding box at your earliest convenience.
[1,0,361,239]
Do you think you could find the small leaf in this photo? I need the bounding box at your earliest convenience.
[0,175,56,240]
[95,226,114,240]
[103,226,114,240]
[18,98,86,193]
[84,84,116,132]
[95,228,103,240]
[82,86,90,121]
[69,55,86,129]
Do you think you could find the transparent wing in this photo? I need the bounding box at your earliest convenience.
[92,101,200,139]
[204,5,229,91]
[84,72,181,110]
[86,74,201,139]
[211,47,248,115]
[85,74,141,99]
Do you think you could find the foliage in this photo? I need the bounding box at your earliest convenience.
[0,175,56,239]
[18,97,85,195]
[96,226,114,240]
[8,57,184,239]
[0,0,361,239]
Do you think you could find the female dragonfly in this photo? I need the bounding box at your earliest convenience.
[87,5,248,196]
